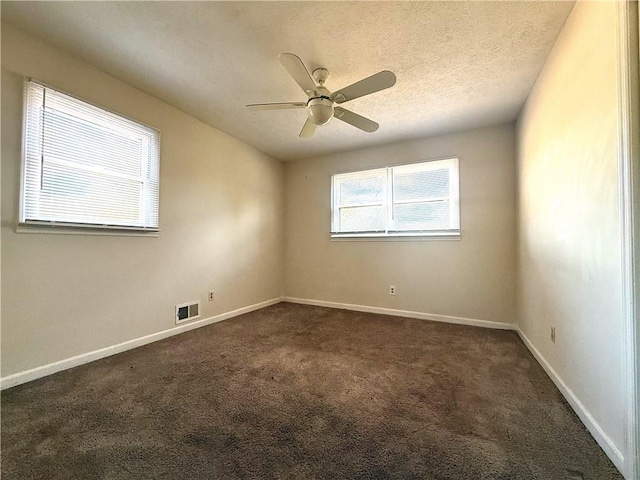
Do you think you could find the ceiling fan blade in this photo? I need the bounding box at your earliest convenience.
[334,107,379,133]
[246,102,306,110]
[331,71,396,104]
[279,53,317,95]
[299,117,316,139]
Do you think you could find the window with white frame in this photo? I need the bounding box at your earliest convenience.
[20,80,160,231]
[331,158,460,237]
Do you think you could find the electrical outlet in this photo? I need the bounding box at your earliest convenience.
[208,291,215,302]
[550,326,556,343]
[389,285,396,296]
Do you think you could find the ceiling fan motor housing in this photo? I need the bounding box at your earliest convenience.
[307,97,334,126]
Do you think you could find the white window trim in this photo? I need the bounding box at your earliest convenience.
[18,78,161,235]
[330,158,461,239]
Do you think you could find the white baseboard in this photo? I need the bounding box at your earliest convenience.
[281,296,515,330]
[0,297,282,390]
[516,328,625,473]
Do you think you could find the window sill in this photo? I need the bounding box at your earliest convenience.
[330,232,461,242]
[16,222,160,237]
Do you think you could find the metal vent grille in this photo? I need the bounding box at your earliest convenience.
[175,301,200,324]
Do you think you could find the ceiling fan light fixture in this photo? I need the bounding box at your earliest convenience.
[247,53,396,138]
[307,97,334,126]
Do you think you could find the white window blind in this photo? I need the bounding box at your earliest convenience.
[331,158,460,237]
[20,80,160,231]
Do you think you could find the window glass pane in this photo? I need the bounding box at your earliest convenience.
[339,206,385,232]
[339,176,384,206]
[392,201,450,231]
[331,158,459,236]
[393,167,449,202]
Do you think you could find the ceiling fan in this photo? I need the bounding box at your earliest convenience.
[246,53,397,139]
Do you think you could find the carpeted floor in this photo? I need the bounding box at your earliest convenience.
[1,302,622,479]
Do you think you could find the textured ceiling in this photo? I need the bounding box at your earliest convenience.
[2,1,574,161]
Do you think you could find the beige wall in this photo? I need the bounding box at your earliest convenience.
[284,124,517,324]
[1,24,285,377]
[517,0,625,462]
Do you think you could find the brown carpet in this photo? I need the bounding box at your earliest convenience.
[1,302,622,479]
